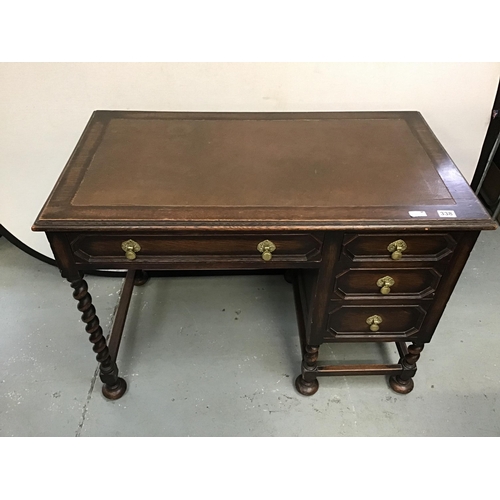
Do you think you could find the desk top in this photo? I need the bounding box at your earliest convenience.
[33,111,495,231]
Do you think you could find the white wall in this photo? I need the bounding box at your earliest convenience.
[1,62,499,258]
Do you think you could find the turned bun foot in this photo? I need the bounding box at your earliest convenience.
[295,375,319,396]
[102,377,127,400]
[134,270,150,286]
[389,375,414,394]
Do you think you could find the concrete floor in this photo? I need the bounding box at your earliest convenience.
[0,231,499,436]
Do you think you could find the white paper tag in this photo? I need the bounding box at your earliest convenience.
[408,211,427,217]
[437,210,457,218]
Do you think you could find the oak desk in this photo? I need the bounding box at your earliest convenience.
[33,111,495,400]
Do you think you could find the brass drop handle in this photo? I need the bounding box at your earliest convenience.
[387,239,407,260]
[366,314,382,332]
[121,239,141,260]
[377,275,395,295]
[257,239,276,261]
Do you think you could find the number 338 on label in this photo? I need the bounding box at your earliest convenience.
[437,210,457,218]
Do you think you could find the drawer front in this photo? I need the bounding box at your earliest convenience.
[326,303,428,341]
[333,267,442,299]
[70,232,323,265]
[343,233,457,262]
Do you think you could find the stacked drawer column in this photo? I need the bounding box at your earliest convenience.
[296,230,475,396]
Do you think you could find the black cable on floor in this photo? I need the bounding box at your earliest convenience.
[0,224,126,277]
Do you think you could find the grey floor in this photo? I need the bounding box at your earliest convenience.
[1,231,499,437]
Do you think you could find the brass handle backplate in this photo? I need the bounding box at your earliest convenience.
[257,239,276,261]
[387,239,407,260]
[366,314,382,332]
[377,276,395,295]
[121,239,141,260]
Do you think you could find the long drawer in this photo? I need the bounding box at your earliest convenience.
[69,232,324,266]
